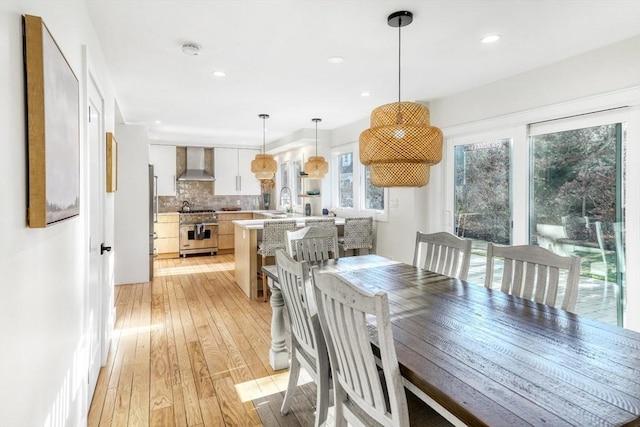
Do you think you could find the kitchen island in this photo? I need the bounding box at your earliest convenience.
[233,216,345,299]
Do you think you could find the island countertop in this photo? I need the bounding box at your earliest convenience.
[233,216,345,299]
[232,216,344,230]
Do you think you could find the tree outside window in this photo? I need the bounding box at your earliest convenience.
[454,140,511,244]
[364,166,384,211]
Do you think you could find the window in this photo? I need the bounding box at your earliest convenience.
[279,162,289,193]
[292,160,302,206]
[332,145,388,220]
[337,152,354,208]
[278,162,291,209]
[530,121,626,326]
[454,140,512,245]
[445,105,633,327]
[363,166,384,211]
[278,159,304,209]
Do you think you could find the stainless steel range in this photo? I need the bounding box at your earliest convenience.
[179,209,218,257]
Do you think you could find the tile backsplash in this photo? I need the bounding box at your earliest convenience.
[158,180,262,212]
[157,146,275,212]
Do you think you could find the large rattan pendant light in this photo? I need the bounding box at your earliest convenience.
[359,11,443,187]
[251,113,277,180]
[304,118,328,179]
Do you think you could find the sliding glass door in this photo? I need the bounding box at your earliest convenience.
[449,112,628,326]
[454,139,512,284]
[530,121,626,325]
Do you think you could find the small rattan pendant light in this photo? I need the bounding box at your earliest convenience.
[251,113,277,180]
[359,11,443,187]
[304,118,328,179]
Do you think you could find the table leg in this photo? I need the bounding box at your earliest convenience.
[268,277,289,370]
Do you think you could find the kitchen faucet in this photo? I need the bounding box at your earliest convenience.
[279,187,292,213]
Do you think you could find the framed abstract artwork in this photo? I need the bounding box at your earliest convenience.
[106,132,118,192]
[23,14,80,227]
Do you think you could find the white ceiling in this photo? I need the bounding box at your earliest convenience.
[86,0,640,148]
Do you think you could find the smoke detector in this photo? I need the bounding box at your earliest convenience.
[181,42,200,55]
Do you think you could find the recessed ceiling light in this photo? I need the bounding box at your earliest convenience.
[154,120,162,124]
[181,42,201,55]
[360,91,371,97]
[328,56,344,64]
[481,34,501,44]
[211,70,227,77]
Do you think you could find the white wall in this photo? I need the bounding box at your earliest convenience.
[114,124,150,285]
[430,36,640,129]
[0,1,116,425]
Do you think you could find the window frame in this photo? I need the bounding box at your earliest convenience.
[277,159,304,210]
[331,142,388,221]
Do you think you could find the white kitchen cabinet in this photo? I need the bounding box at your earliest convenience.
[238,148,262,195]
[149,144,176,196]
[214,148,261,195]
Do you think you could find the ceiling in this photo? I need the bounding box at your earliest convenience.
[86,0,640,148]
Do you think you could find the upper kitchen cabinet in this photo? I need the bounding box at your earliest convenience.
[214,148,261,195]
[149,144,176,196]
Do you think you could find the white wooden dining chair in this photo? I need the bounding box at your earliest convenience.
[412,231,472,280]
[485,243,581,312]
[275,250,329,427]
[312,269,409,427]
[286,226,339,262]
[257,219,297,301]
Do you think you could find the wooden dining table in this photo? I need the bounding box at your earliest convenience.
[262,254,640,427]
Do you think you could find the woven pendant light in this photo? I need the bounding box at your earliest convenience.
[359,10,442,187]
[251,113,277,180]
[304,118,328,179]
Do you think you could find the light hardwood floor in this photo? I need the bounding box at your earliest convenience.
[88,254,276,426]
[88,254,450,427]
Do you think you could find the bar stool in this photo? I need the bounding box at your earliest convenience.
[304,217,336,228]
[304,218,337,254]
[338,216,373,257]
[257,219,297,301]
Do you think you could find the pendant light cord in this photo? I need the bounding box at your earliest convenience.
[397,17,403,124]
[313,118,321,170]
[262,115,266,167]
[398,18,402,105]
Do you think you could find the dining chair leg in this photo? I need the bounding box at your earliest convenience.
[281,347,300,416]
[315,349,330,427]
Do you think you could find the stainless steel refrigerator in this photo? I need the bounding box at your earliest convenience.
[149,164,157,280]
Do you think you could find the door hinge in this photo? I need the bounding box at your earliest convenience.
[88,106,92,123]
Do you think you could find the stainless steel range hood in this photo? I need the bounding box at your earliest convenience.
[178,147,215,181]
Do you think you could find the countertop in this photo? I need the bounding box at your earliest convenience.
[232,216,344,230]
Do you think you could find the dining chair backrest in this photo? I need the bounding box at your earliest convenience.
[275,250,329,426]
[485,243,581,312]
[304,218,337,252]
[412,231,472,280]
[286,226,339,262]
[257,219,298,257]
[341,216,373,251]
[312,269,409,427]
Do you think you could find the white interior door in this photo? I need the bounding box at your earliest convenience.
[87,74,105,397]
